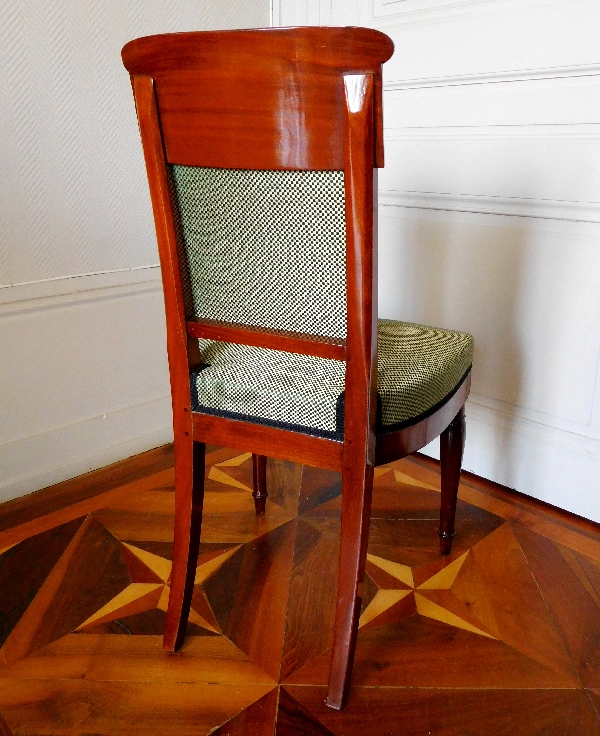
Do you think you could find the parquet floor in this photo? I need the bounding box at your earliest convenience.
[1,445,600,734]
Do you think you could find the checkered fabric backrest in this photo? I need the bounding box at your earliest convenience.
[169,166,347,340]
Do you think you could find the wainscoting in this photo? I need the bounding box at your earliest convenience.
[0,0,268,504]
[0,268,172,503]
[276,0,600,521]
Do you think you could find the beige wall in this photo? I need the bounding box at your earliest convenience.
[277,0,600,521]
[0,0,269,502]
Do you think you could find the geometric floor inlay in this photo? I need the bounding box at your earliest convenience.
[1,446,600,734]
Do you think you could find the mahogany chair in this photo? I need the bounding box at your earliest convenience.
[122,27,473,710]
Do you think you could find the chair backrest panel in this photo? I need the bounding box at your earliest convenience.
[122,28,393,170]
[169,165,347,338]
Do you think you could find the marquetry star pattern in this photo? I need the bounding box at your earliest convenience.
[2,446,599,734]
[208,451,254,490]
[359,549,495,638]
[77,542,241,634]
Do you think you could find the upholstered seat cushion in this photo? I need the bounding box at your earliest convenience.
[190,319,473,440]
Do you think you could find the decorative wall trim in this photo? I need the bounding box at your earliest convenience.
[0,396,172,504]
[383,63,600,90]
[371,0,575,25]
[379,190,600,223]
[0,265,162,317]
[384,124,600,141]
[466,395,600,455]
[0,267,171,504]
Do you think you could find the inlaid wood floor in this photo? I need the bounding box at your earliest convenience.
[1,445,600,734]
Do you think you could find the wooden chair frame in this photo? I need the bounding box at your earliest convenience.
[123,27,470,711]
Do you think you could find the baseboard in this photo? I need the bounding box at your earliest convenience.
[0,396,173,505]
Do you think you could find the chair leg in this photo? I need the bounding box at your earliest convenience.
[163,439,205,652]
[325,460,374,711]
[439,406,466,556]
[252,454,268,516]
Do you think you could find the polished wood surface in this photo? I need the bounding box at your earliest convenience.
[187,318,346,361]
[374,373,471,466]
[122,28,393,171]
[326,73,377,710]
[1,446,600,733]
[439,407,466,555]
[252,454,268,516]
[123,27,474,708]
[192,412,343,472]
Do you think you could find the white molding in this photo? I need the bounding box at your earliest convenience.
[0,396,172,504]
[384,124,600,141]
[383,63,600,91]
[0,266,162,316]
[0,267,171,502]
[467,395,600,456]
[369,0,573,25]
[379,190,600,223]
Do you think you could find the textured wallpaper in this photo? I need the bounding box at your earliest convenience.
[0,0,268,286]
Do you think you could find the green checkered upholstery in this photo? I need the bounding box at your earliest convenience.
[170,165,346,338]
[169,165,474,439]
[190,320,473,439]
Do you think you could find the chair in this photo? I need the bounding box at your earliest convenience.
[122,27,473,711]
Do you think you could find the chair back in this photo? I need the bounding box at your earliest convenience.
[122,27,393,450]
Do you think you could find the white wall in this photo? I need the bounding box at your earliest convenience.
[4,0,600,526]
[276,0,600,522]
[0,0,269,503]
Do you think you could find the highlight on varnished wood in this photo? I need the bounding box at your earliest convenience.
[122,27,393,171]
[121,27,394,74]
[187,318,347,361]
[326,71,377,711]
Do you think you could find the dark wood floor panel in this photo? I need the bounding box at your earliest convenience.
[282,686,600,736]
[1,446,599,734]
[212,687,278,736]
[280,519,339,681]
[0,713,13,736]
[0,518,84,648]
[512,522,600,688]
[224,521,297,681]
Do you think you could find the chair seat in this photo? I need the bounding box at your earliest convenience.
[190,319,473,439]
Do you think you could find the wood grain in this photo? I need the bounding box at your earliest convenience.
[0,445,174,535]
[188,318,346,361]
[326,72,377,711]
[225,521,296,681]
[283,685,600,736]
[192,413,343,473]
[211,687,278,736]
[409,452,600,560]
[512,522,600,687]
[280,520,339,681]
[122,28,393,171]
[0,516,130,666]
[0,469,174,552]
[0,680,274,736]
[439,407,466,555]
[0,634,274,685]
[3,445,600,731]
[0,518,84,647]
